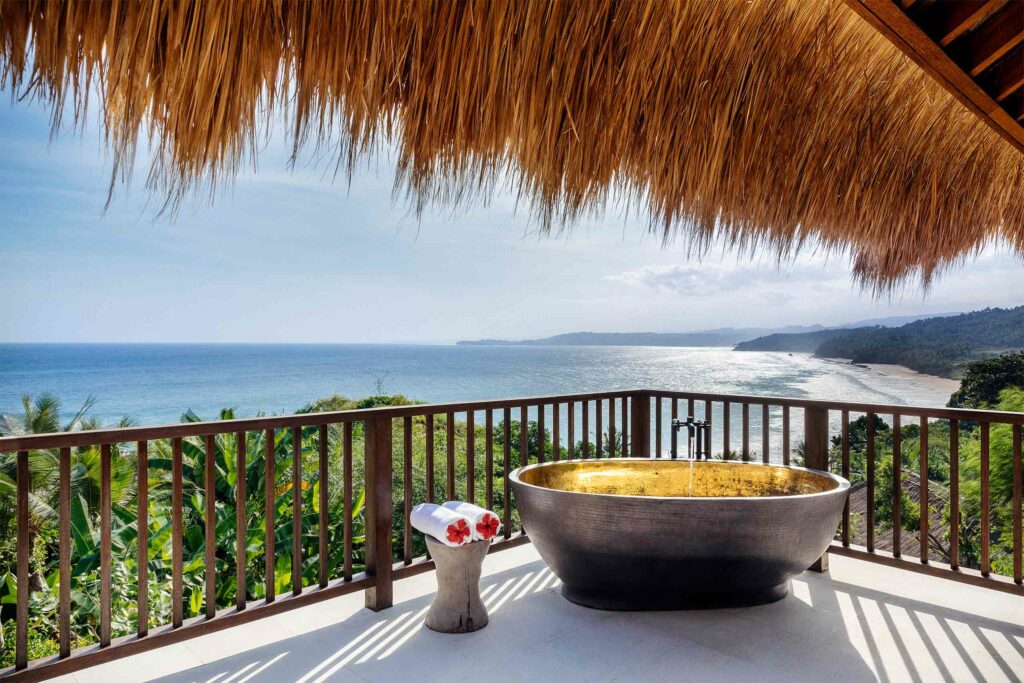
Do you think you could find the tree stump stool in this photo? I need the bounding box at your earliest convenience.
[424,536,490,633]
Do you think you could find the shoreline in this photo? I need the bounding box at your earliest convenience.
[820,357,960,396]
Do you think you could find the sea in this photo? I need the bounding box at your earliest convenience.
[0,345,956,440]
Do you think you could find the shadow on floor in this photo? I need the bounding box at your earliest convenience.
[149,559,1023,683]
[806,576,1024,683]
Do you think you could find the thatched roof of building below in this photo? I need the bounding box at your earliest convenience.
[847,471,950,563]
[1,0,1022,288]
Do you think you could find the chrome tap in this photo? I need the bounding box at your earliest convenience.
[671,417,711,460]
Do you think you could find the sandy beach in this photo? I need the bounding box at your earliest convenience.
[863,363,961,395]
[819,356,960,398]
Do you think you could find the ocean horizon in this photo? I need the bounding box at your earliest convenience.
[1,343,958,428]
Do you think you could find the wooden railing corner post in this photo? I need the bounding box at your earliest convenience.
[630,390,651,458]
[803,406,830,572]
[365,415,394,611]
[803,406,829,472]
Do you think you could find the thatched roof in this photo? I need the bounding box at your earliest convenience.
[1,0,1022,288]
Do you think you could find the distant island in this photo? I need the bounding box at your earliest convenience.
[458,327,824,348]
[735,306,1024,378]
[457,313,950,349]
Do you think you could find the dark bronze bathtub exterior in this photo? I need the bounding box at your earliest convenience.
[511,459,850,610]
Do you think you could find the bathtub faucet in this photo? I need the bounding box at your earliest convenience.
[670,418,711,460]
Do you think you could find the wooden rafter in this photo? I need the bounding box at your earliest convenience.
[847,0,1024,154]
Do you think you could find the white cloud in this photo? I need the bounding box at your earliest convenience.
[604,260,846,296]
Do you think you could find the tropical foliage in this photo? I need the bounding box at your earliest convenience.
[0,393,563,666]
[821,387,1024,575]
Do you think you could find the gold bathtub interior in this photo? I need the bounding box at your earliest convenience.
[515,460,839,498]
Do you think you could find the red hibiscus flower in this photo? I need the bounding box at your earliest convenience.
[476,514,500,540]
[446,518,472,544]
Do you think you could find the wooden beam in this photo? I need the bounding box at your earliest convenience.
[845,0,1024,153]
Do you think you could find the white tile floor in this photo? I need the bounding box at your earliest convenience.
[48,544,1024,682]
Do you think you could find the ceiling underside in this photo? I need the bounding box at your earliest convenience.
[846,0,1024,153]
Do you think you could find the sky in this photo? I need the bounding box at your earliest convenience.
[2,98,1022,344]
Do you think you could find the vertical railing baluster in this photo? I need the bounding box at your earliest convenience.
[782,405,790,465]
[609,399,616,458]
[467,410,476,501]
[841,412,850,547]
[425,415,434,504]
[568,402,575,459]
[319,425,329,585]
[981,421,991,576]
[919,417,928,564]
[446,411,456,500]
[292,426,302,596]
[552,403,560,461]
[538,404,546,463]
[704,400,712,458]
[723,402,731,459]
[173,437,184,623]
[596,399,603,458]
[1012,423,1022,585]
[742,403,750,461]
[313,428,325,589]
[866,415,875,553]
[950,419,960,570]
[403,417,413,565]
[621,396,629,456]
[688,399,696,458]
[520,405,529,469]
[59,446,72,654]
[237,432,248,606]
[762,404,770,464]
[137,441,149,634]
[892,414,902,559]
[343,421,353,581]
[264,429,276,602]
[655,395,662,458]
[670,397,678,459]
[15,450,29,669]
[205,435,217,617]
[638,393,647,456]
[100,443,112,645]
[503,407,512,539]
[582,401,590,458]
[486,410,494,506]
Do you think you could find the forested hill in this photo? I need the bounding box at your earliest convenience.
[734,306,1024,378]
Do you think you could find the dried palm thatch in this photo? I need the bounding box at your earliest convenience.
[1,0,1022,289]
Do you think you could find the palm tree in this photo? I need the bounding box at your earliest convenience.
[0,395,135,589]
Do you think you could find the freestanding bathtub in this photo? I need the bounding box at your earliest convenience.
[511,459,849,610]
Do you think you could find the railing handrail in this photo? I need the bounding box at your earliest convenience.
[652,389,1024,423]
[2,387,1022,452]
[0,388,641,451]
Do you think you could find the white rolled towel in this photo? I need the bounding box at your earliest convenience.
[441,501,502,541]
[411,503,473,547]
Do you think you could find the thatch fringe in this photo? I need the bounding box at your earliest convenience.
[1,0,1022,288]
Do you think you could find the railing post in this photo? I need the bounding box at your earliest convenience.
[804,406,830,572]
[365,415,394,611]
[630,391,651,458]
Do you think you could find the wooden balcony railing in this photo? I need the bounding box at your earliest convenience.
[0,388,1021,680]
